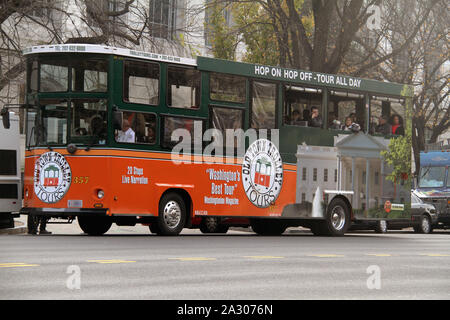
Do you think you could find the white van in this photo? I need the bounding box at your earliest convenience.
[0,112,21,228]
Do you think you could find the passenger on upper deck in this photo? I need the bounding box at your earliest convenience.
[328,113,341,130]
[391,115,405,136]
[343,117,355,131]
[302,109,310,122]
[290,110,302,125]
[375,115,391,135]
[308,106,323,128]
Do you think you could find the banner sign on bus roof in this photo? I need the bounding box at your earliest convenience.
[197,56,413,97]
[23,44,197,66]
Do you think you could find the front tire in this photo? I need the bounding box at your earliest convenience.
[78,216,112,236]
[156,193,186,236]
[250,219,287,236]
[414,215,432,234]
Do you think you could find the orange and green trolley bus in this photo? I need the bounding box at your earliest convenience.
[9,44,413,236]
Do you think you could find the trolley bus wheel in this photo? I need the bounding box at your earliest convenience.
[78,216,112,236]
[314,198,350,236]
[156,193,186,236]
[250,219,287,236]
[199,217,229,234]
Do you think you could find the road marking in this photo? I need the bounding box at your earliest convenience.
[0,262,39,268]
[420,254,450,257]
[87,259,136,264]
[366,254,392,257]
[243,256,284,259]
[307,254,345,258]
[168,257,217,261]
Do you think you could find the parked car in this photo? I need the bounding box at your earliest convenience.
[411,192,438,233]
[386,192,437,233]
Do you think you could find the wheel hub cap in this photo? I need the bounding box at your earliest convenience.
[163,201,181,228]
[331,206,346,230]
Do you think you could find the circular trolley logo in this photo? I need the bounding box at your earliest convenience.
[242,139,283,208]
[34,152,72,203]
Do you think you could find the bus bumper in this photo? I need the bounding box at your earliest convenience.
[19,207,109,218]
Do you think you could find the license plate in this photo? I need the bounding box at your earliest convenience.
[67,200,83,208]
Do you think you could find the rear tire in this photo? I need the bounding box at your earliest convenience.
[156,193,186,236]
[414,215,432,234]
[250,219,287,236]
[199,217,229,234]
[313,198,351,236]
[78,216,112,236]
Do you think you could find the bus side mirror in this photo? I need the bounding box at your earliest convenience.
[113,108,123,130]
[1,107,10,129]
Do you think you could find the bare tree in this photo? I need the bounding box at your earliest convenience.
[0,0,205,107]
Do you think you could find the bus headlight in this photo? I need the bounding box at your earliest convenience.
[97,189,105,199]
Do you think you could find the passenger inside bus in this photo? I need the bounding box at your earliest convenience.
[309,106,323,128]
[375,115,391,135]
[328,112,341,130]
[370,97,406,136]
[114,111,157,144]
[117,119,135,143]
[391,114,405,136]
[328,90,365,132]
[283,85,322,127]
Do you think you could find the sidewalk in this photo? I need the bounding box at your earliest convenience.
[3,215,253,236]
[1,215,309,236]
[0,217,27,235]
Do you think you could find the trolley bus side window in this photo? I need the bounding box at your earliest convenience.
[114,111,157,145]
[251,81,277,129]
[209,105,245,151]
[167,66,200,109]
[370,96,406,137]
[283,85,322,127]
[161,115,203,149]
[329,90,365,131]
[123,60,159,105]
[210,73,246,103]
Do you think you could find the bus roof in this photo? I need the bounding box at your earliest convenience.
[197,56,413,98]
[23,44,197,66]
[420,151,450,167]
[23,44,413,98]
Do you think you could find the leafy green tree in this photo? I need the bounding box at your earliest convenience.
[205,2,237,60]
[381,87,413,185]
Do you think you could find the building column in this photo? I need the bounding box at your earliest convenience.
[380,159,385,202]
[351,157,356,207]
[366,158,370,214]
[338,156,343,191]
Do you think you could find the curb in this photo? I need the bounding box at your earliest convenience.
[0,226,28,235]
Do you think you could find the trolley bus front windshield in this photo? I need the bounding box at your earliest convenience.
[26,55,109,147]
[26,99,108,147]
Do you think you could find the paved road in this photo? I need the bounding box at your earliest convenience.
[1,219,449,300]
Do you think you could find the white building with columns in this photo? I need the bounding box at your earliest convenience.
[297,133,409,218]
